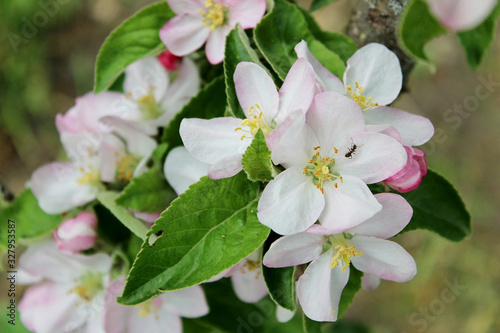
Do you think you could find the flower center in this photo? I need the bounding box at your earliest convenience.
[68,272,103,302]
[135,301,159,318]
[303,146,342,194]
[126,88,162,120]
[328,234,363,273]
[76,164,100,186]
[345,82,378,111]
[200,0,227,31]
[115,150,139,183]
[235,104,273,140]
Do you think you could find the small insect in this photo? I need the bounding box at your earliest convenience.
[344,139,362,159]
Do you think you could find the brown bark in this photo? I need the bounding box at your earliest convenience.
[346,0,414,90]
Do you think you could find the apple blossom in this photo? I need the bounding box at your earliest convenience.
[18,241,112,333]
[295,41,435,147]
[257,91,407,235]
[384,146,427,193]
[425,0,497,31]
[120,54,200,133]
[180,59,316,179]
[53,212,98,254]
[263,193,417,322]
[103,277,209,333]
[160,0,266,64]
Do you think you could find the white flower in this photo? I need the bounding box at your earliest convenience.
[180,59,316,179]
[263,193,417,322]
[295,41,435,148]
[18,241,112,333]
[103,277,209,333]
[257,91,407,235]
[425,0,497,31]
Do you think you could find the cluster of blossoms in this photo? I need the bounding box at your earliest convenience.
[15,0,450,331]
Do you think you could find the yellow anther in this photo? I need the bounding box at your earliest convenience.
[201,0,226,31]
[345,82,378,111]
[330,242,363,272]
[235,104,272,138]
[313,146,321,150]
[334,183,338,188]
[339,176,343,183]
[235,127,241,131]
[334,147,338,154]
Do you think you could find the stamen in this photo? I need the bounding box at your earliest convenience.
[345,82,379,111]
[200,0,226,31]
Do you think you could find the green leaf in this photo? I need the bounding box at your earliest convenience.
[458,3,500,69]
[96,191,150,240]
[115,169,176,213]
[399,0,447,62]
[151,143,169,170]
[94,1,174,93]
[303,313,323,333]
[0,300,31,332]
[307,39,346,79]
[310,0,338,12]
[262,265,296,311]
[161,76,226,148]
[241,130,274,182]
[338,266,363,319]
[400,170,471,241]
[0,189,62,249]
[224,24,265,119]
[254,0,314,80]
[94,204,132,244]
[118,172,270,305]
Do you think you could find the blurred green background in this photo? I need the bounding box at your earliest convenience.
[1,0,499,332]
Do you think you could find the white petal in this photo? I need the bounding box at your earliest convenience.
[160,57,201,121]
[362,273,381,290]
[107,118,158,158]
[162,285,209,318]
[206,26,232,64]
[30,162,99,214]
[128,307,182,333]
[426,0,497,31]
[365,124,402,143]
[344,43,402,106]
[164,146,209,194]
[274,58,316,124]
[228,0,267,29]
[103,278,130,333]
[207,154,244,179]
[297,249,349,322]
[306,92,365,156]
[294,40,345,94]
[351,236,417,283]
[231,262,269,303]
[334,132,408,184]
[263,233,325,267]
[124,56,169,102]
[270,114,318,168]
[319,176,382,234]
[257,167,325,235]
[276,305,296,323]
[348,193,413,239]
[234,62,279,124]
[167,0,205,15]
[364,106,435,146]
[180,117,250,164]
[160,15,210,56]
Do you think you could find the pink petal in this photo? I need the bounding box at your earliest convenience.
[164,146,209,194]
[351,236,417,283]
[319,176,382,234]
[297,249,350,322]
[274,58,316,124]
[167,0,205,15]
[205,26,232,64]
[361,273,381,290]
[234,62,279,123]
[263,233,325,267]
[306,92,365,156]
[54,212,98,254]
[364,106,434,146]
[257,167,325,235]
[162,285,209,318]
[231,261,269,303]
[334,132,408,184]
[348,193,413,239]
[344,43,402,106]
[294,40,345,94]
[180,117,250,164]
[228,0,267,29]
[103,278,130,333]
[160,15,210,56]
[384,147,428,193]
[426,0,497,31]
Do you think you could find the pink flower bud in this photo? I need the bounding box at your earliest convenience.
[53,212,97,254]
[158,51,181,71]
[384,146,427,193]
